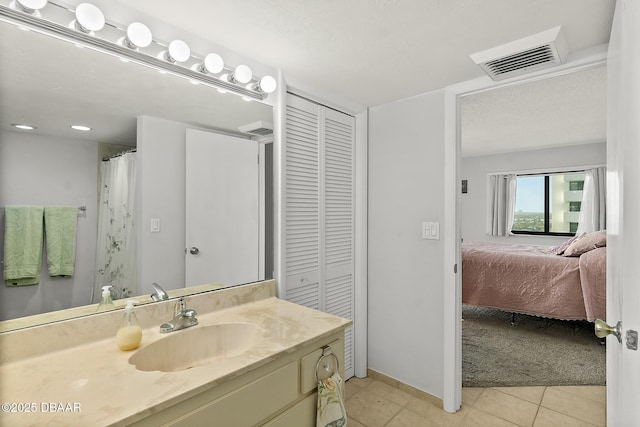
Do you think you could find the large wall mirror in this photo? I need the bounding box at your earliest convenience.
[0,11,275,330]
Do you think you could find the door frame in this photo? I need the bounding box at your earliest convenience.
[442,47,609,412]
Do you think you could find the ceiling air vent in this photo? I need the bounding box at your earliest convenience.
[238,120,273,136]
[470,26,569,81]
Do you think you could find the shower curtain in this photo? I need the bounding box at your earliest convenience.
[93,152,137,303]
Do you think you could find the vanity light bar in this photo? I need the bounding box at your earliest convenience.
[0,3,273,101]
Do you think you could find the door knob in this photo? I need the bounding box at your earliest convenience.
[189,247,199,255]
[594,319,622,343]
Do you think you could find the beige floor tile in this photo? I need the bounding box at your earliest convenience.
[460,407,520,427]
[344,388,402,427]
[405,396,440,418]
[473,388,538,427]
[549,386,606,403]
[406,396,471,426]
[346,380,365,401]
[492,386,546,405]
[367,380,412,406]
[462,387,484,407]
[347,417,367,427]
[533,407,599,427]
[386,408,438,427]
[541,387,606,427]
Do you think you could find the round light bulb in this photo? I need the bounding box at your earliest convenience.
[125,22,152,48]
[166,39,190,63]
[258,75,277,94]
[74,3,104,33]
[15,0,47,13]
[203,53,224,74]
[233,64,252,84]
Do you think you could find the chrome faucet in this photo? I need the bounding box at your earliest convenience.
[150,282,169,301]
[160,297,198,333]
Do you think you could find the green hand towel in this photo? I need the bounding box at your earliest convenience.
[4,206,44,286]
[44,206,77,277]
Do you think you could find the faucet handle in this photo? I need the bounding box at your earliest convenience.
[183,308,197,318]
[175,296,187,316]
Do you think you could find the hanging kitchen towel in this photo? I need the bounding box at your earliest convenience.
[317,372,347,427]
[3,205,44,286]
[44,206,77,277]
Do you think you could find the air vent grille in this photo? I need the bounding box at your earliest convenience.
[485,45,556,76]
[238,120,273,136]
[471,26,568,81]
[244,127,273,136]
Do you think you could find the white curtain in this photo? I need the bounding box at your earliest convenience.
[93,152,137,303]
[487,174,517,236]
[577,167,606,235]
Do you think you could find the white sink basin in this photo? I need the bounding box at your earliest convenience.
[129,322,264,372]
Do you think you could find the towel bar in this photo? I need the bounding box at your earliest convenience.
[315,345,340,383]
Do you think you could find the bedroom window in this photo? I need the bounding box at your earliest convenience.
[512,172,585,236]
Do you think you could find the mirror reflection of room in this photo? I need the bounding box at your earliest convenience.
[0,19,274,323]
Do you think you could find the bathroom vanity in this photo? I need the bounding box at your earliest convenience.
[0,280,350,426]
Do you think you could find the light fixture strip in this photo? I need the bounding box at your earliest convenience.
[0,4,267,100]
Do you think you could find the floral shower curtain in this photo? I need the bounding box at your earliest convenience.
[93,152,137,303]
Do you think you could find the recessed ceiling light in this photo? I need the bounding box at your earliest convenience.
[12,124,36,130]
[70,125,91,131]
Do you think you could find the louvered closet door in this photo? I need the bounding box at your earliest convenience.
[322,108,355,379]
[284,94,355,379]
[285,95,321,308]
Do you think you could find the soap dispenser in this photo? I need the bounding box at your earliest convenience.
[96,286,115,312]
[116,300,142,351]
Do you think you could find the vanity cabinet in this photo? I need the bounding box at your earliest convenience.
[129,332,344,427]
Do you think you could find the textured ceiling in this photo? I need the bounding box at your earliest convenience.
[461,66,607,157]
[111,0,616,107]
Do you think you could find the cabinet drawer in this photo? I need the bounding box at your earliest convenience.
[263,393,316,427]
[165,361,298,427]
[300,339,344,395]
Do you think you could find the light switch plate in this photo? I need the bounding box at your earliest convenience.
[422,221,440,240]
[150,218,160,233]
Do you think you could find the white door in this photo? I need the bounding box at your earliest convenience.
[603,1,640,425]
[185,129,262,287]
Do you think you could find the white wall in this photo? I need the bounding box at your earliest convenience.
[461,142,606,245]
[0,130,97,320]
[368,90,446,398]
[136,116,187,295]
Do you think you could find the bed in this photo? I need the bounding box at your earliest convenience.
[462,231,606,322]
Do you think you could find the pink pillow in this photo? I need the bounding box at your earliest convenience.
[563,230,607,257]
[547,234,584,255]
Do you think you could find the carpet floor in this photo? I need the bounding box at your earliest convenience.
[462,305,606,387]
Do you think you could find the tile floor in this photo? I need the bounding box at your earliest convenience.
[344,377,606,427]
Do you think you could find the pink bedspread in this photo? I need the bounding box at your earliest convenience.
[579,247,606,321]
[462,241,593,320]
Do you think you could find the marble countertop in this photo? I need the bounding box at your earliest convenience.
[0,297,351,426]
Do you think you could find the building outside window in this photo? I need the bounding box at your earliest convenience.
[512,172,585,236]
